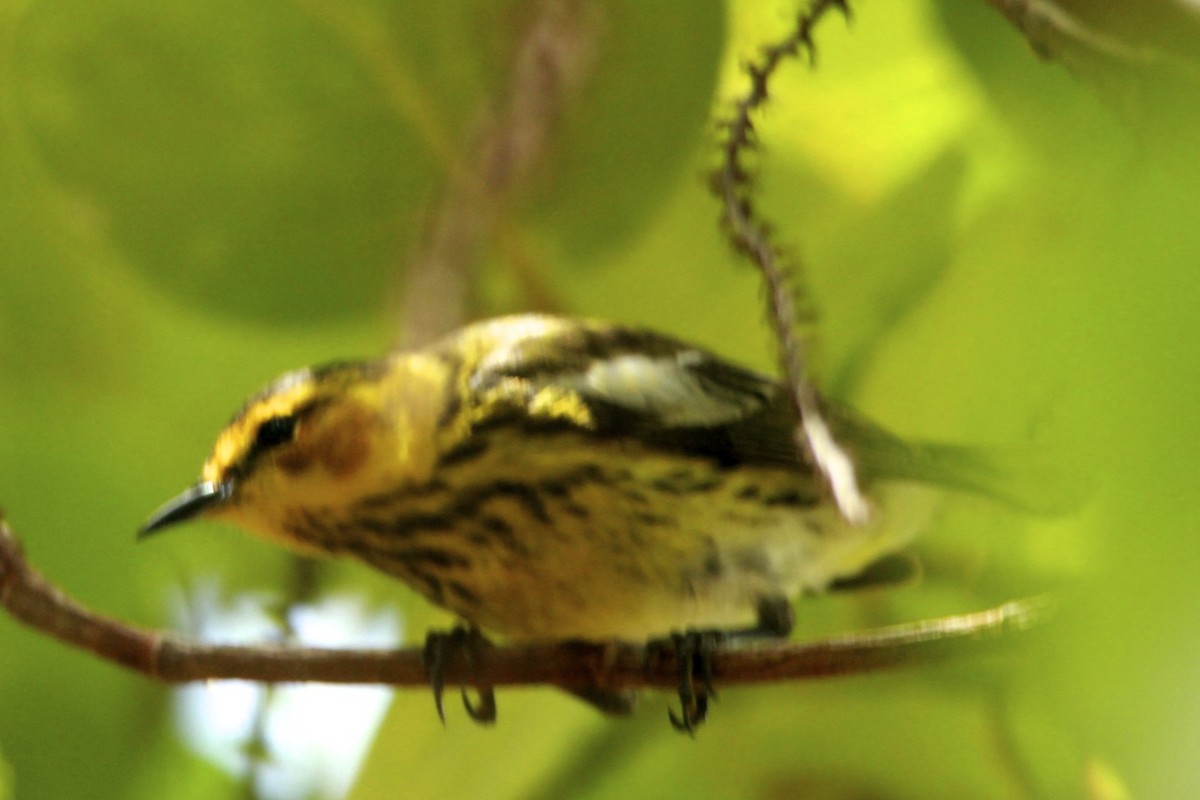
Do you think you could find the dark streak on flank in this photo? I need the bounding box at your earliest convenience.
[620,487,649,506]
[540,463,610,493]
[633,511,671,526]
[397,546,471,570]
[421,574,445,605]
[539,479,571,498]
[536,471,601,520]
[285,509,340,551]
[388,513,458,537]
[559,501,589,519]
[476,524,525,556]
[346,517,390,538]
[479,515,513,536]
[650,470,724,495]
[735,484,761,500]
[450,480,550,525]
[438,437,490,467]
[399,561,445,605]
[302,509,336,539]
[447,580,481,608]
[466,514,523,555]
[342,545,445,604]
[500,481,550,523]
[763,487,817,507]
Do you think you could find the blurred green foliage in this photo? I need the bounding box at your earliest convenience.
[1,1,1198,798]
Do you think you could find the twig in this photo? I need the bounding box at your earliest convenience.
[713,0,870,525]
[984,0,1200,73]
[982,0,1200,123]
[0,517,1049,691]
[395,0,598,347]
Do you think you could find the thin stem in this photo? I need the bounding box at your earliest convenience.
[712,0,870,524]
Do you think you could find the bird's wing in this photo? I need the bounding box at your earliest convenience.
[460,317,808,470]
[455,316,1078,511]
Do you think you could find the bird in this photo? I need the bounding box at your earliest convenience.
[140,314,1030,728]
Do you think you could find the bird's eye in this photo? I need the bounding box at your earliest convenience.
[254,414,298,451]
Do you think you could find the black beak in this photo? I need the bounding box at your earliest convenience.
[138,480,234,539]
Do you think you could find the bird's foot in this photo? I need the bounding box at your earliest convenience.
[422,625,497,725]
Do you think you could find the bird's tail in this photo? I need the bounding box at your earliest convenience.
[832,406,1089,515]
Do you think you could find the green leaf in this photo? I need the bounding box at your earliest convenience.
[524,0,725,259]
[9,0,509,326]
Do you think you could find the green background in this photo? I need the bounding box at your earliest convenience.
[2,1,1197,797]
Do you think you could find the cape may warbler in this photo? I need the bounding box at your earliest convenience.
[141,314,1019,722]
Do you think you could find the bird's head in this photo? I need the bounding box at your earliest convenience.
[139,356,445,550]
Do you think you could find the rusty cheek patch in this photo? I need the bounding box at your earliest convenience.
[315,407,373,478]
[275,445,314,476]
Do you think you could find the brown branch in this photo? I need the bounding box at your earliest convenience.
[713,0,870,525]
[0,517,1048,692]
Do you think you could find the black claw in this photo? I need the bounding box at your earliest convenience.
[672,632,696,732]
[656,629,723,734]
[668,692,710,734]
[698,637,718,701]
[422,633,450,724]
[422,626,497,726]
[462,687,497,724]
[651,600,794,733]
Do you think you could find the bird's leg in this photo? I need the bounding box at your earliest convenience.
[754,595,796,639]
[652,595,795,734]
[422,625,497,725]
[664,629,719,734]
